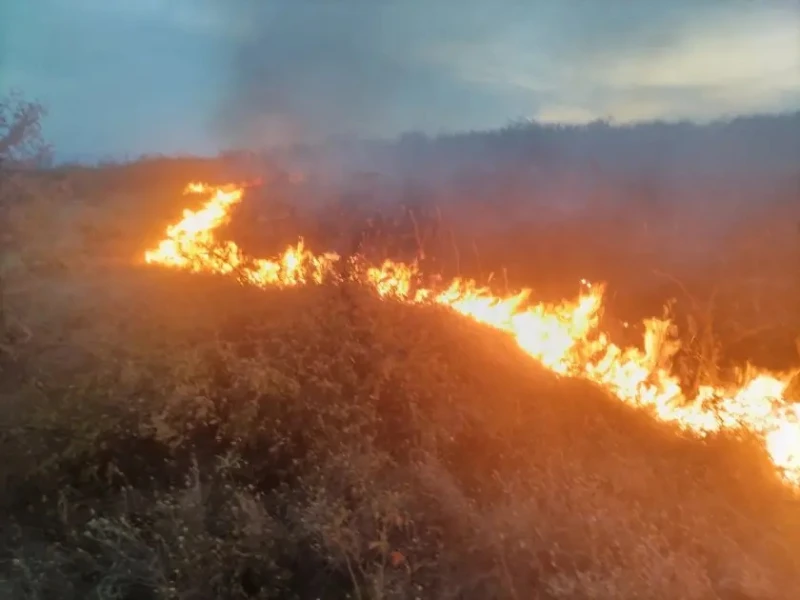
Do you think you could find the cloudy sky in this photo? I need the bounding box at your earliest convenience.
[2,0,799,160]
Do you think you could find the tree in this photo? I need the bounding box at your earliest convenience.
[0,91,52,168]
[0,91,50,348]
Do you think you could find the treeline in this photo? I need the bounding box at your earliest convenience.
[265,112,800,183]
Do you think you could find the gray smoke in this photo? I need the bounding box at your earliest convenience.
[211,0,759,150]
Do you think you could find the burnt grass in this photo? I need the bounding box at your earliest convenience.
[0,268,799,600]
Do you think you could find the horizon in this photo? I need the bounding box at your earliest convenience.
[38,111,800,169]
[4,0,799,162]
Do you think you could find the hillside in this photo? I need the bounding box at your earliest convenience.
[1,151,799,599]
[2,268,799,599]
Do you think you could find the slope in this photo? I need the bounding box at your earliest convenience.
[1,269,798,599]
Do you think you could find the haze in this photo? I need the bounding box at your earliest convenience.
[3,0,799,160]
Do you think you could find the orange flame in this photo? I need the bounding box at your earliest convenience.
[144,183,800,486]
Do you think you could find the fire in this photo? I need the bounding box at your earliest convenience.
[144,183,245,274]
[144,182,339,285]
[144,182,800,486]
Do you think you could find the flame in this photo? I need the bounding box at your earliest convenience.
[144,182,800,486]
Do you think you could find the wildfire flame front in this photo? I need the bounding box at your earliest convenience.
[144,182,800,487]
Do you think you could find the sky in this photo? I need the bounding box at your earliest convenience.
[2,0,799,160]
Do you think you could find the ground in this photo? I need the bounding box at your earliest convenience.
[0,156,799,599]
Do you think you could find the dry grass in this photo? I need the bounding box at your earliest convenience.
[1,158,799,599]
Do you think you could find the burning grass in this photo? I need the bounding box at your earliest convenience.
[1,164,800,599]
[142,182,800,487]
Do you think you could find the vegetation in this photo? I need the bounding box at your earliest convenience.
[2,268,799,600]
[1,95,799,599]
[0,92,51,168]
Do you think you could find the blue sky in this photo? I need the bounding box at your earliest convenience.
[2,0,799,160]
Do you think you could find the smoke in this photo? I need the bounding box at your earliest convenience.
[214,1,693,149]
[211,2,447,148]
[210,0,799,178]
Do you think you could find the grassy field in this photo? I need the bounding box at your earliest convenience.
[1,156,799,599]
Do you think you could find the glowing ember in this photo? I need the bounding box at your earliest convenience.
[144,182,800,486]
